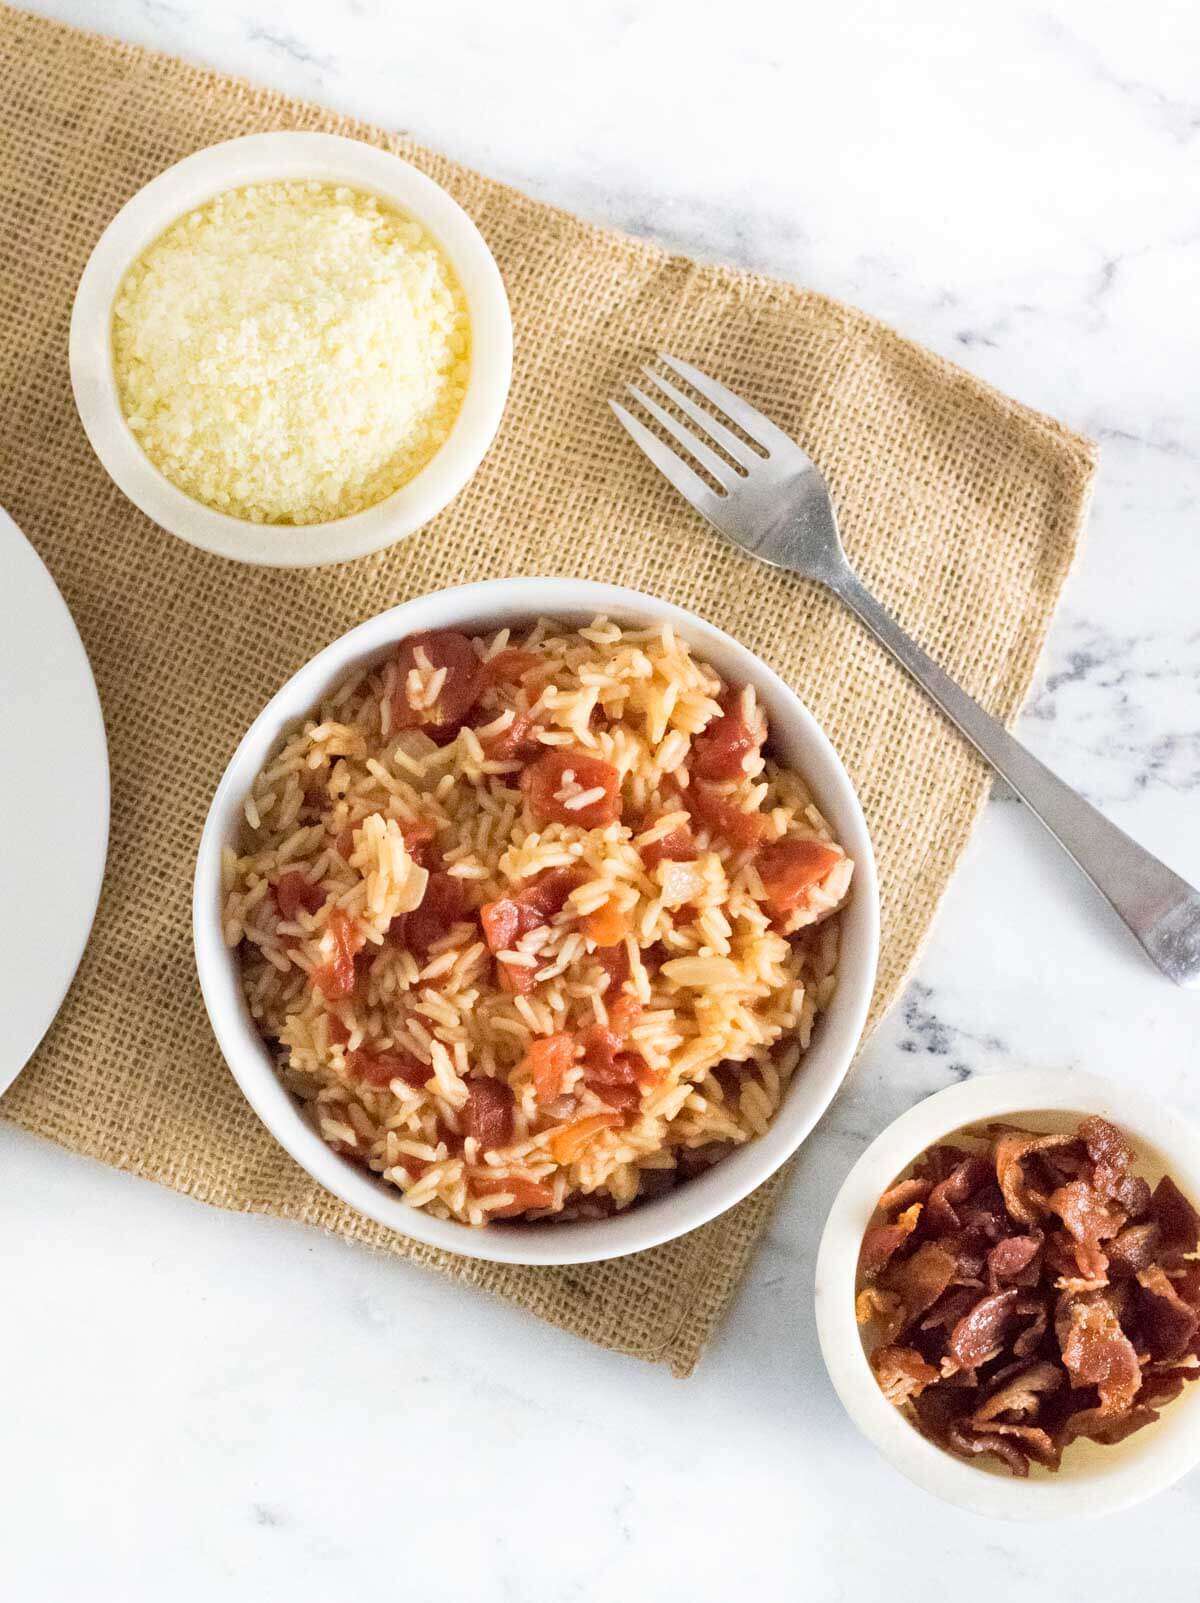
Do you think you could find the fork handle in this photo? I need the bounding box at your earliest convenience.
[829,566,1200,986]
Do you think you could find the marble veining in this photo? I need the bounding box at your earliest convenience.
[4,3,1200,1599]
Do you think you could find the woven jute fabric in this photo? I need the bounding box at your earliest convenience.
[0,5,1096,1374]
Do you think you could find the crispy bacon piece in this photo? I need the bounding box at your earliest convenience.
[691,689,764,782]
[876,1177,934,1214]
[1059,1292,1142,1414]
[859,1203,923,1278]
[1136,1265,1200,1362]
[1106,1220,1162,1277]
[522,749,621,829]
[462,1078,515,1150]
[994,1131,1078,1226]
[925,1155,993,1234]
[1063,1403,1163,1447]
[391,630,481,734]
[1010,1296,1049,1358]
[1152,1175,1200,1257]
[871,1346,939,1406]
[1078,1115,1136,1199]
[882,1242,958,1327]
[972,1360,1062,1426]
[947,1288,1022,1372]
[856,1286,905,1345]
[914,1143,971,1184]
[945,1423,1033,1477]
[987,1232,1043,1289]
[1048,1178,1127,1282]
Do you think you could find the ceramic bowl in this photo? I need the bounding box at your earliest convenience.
[815,1069,1200,1519]
[70,132,512,567]
[193,578,879,1264]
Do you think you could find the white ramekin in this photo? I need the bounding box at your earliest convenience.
[193,578,879,1265]
[69,132,512,568]
[815,1069,1200,1520]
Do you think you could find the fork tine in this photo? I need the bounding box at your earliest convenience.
[657,354,796,456]
[609,402,723,517]
[625,384,739,491]
[639,366,761,470]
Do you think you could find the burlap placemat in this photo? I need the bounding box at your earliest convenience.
[0,5,1096,1374]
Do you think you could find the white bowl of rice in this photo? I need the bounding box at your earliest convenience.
[194,579,879,1264]
[70,132,511,567]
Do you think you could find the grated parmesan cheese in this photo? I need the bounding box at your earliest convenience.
[111,180,471,525]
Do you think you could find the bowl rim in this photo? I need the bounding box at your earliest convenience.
[68,131,513,568]
[193,576,880,1265]
[814,1068,1200,1520]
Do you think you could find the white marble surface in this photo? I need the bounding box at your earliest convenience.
[5,1,1200,1596]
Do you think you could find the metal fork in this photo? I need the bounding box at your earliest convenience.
[612,354,1200,986]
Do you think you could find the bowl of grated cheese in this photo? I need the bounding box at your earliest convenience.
[69,133,512,567]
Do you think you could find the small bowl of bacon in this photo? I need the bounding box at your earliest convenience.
[194,577,878,1265]
[815,1070,1200,1519]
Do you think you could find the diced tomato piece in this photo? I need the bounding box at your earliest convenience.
[481,898,521,953]
[462,1077,516,1149]
[273,871,325,921]
[522,1032,577,1104]
[312,910,364,999]
[395,1153,431,1179]
[521,749,621,829]
[480,866,588,953]
[594,1076,642,1113]
[608,994,642,1039]
[580,1003,645,1110]
[581,1022,621,1077]
[496,958,536,994]
[596,940,631,992]
[691,783,769,850]
[756,837,844,916]
[639,822,696,869]
[520,865,588,920]
[400,818,441,869]
[482,709,542,761]
[583,898,627,948]
[392,630,481,734]
[692,689,764,782]
[326,1017,351,1047]
[348,1050,431,1089]
[481,648,543,684]
[390,870,471,955]
[634,1060,664,1094]
[548,1112,621,1165]
[473,1175,555,1217]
